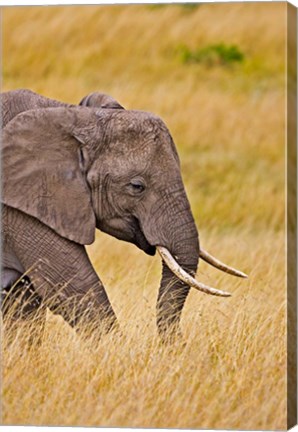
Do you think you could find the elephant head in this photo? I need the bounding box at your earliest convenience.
[2,106,246,339]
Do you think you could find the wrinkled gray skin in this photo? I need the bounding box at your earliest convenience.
[1,89,199,341]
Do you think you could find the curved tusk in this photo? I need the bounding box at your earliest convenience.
[156,246,231,297]
[200,249,248,278]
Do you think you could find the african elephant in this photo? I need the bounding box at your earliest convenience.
[1,90,246,341]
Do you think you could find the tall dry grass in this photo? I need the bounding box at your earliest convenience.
[2,230,286,429]
[1,2,288,429]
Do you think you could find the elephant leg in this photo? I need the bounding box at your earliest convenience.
[32,253,118,339]
[3,207,118,340]
[1,270,46,345]
[26,256,118,341]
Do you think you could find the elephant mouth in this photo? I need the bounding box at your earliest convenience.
[139,241,156,256]
[97,216,156,256]
[133,218,156,256]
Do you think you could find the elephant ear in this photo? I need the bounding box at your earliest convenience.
[2,108,96,245]
[79,92,124,110]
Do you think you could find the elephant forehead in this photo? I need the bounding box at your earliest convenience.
[103,134,174,175]
[97,145,156,174]
[92,110,180,170]
[106,111,167,140]
[107,119,172,155]
[92,136,177,179]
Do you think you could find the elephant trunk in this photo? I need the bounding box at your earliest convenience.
[156,248,198,339]
[141,182,241,341]
[154,204,201,340]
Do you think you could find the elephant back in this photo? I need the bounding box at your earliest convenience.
[1,89,72,129]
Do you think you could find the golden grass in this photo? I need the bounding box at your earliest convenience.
[1,2,288,429]
[2,230,286,429]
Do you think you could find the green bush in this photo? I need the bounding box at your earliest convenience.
[180,43,244,66]
[149,3,200,11]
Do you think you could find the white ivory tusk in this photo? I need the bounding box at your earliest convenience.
[200,249,248,278]
[157,246,231,297]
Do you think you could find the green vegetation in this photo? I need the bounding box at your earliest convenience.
[179,43,244,66]
[2,2,288,430]
[148,3,200,11]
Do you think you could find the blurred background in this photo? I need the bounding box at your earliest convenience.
[2,3,286,235]
[2,3,288,429]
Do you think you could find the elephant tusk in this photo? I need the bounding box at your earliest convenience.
[200,249,248,278]
[156,246,231,297]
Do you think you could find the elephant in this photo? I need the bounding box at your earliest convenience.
[1,89,247,342]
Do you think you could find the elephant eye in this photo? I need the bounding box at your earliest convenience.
[129,179,145,194]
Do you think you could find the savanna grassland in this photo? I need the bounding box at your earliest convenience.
[1,3,290,429]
